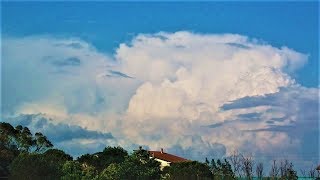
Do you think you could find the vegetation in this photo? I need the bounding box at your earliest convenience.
[9,153,63,180]
[163,161,212,180]
[0,122,319,179]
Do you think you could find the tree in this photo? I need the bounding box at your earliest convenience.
[96,146,128,171]
[15,126,33,152]
[0,146,18,177]
[163,161,212,180]
[61,161,83,180]
[77,146,128,172]
[255,162,264,180]
[99,147,161,179]
[0,123,19,176]
[0,122,17,150]
[278,160,297,180]
[0,122,54,177]
[33,132,53,153]
[44,149,73,163]
[101,146,128,163]
[61,161,98,180]
[119,148,161,179]
[240,155,254,180]
[269,160,279,179]
[1,122,53,153]
[279,159,289,178]
[229,150,242,177]
[82,164,98,180]
[132,146,150,162]
[210,159,235,180]
[9,153,62,180]
[285,163,298,180]
[308,165,316,178]
[77,153,96,166]
[99,163,121,180]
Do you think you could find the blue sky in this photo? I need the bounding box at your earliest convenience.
[1,2,319,172]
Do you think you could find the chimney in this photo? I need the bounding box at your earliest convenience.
[161,148,164,154]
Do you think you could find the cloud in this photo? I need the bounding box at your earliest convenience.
[46,56,81,67]
[7,114,114,141]
[2,36,137,126]
[106,70,133,79]
[4,113,115,157]
[2,32,318,169]
[114,32,317,168]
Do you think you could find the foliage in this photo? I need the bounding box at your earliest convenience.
[44,149,73,163]
[9,153,62,180]
[61,161,98,180]
[210,159,236,180]
[98,148,161,180]
[0,122,53,177]
[77,153,95,166]
[0,122,16,149]
[163,161,212,180]
[33,132,53,153]
[0,122,53,153]
[99,163,121,180]
[0,146,18,177]
[61,161,83,180]
[118,148,161,180]
[77,146,128,172]
[0,122,317,179]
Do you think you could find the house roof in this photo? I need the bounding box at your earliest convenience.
[148,150,189,163]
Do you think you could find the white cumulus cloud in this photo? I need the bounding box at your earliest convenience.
[2,32,318,168]
[115,32,311,159]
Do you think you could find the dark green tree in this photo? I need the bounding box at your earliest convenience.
[44,149,73,163]
[77,153,96,166]
[99,147,161,180]
[99,163,121,180]
[210,159,236,180]
[0,122,18,177]
[0,122,54,177]
[15,126,33,152]
[119,148,161,180]
[101,146,128,163]
[163,161,212,180]
[0,146,18,177]
[77,146,128,172]
[9,153,62,180]
[61,161,98,180]
[0,122,17,150]
[1,122,53,153]
[33,132,53,153]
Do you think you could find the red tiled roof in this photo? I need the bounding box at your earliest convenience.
[148,150,189,163]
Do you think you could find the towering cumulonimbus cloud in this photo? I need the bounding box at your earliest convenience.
[2,32,318,167]
[114,32,313,160]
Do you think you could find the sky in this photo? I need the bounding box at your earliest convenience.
[1,1,319,171]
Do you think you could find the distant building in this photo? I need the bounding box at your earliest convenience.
[317,165,320,171]
[149,148,189,170]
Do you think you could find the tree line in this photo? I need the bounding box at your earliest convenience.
[1,122,319,179]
